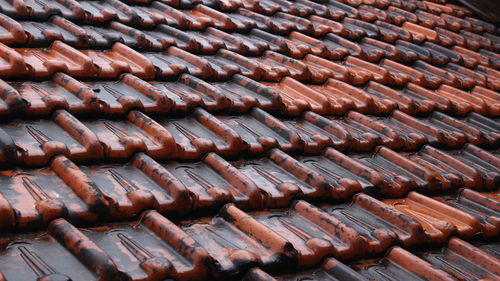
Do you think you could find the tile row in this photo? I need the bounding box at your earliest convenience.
[1,18,499,83]
[1,71,499,119]
[0,107,498,166]
[1,6,498,60]
[0,0,497,68]
[0,44,498,113]
[243,238,499,281]
[0,189,497,280]
[2,39,499,89]
[0,0,487,30]
[0,143,498,230]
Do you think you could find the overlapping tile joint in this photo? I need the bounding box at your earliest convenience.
[0,0,498,280]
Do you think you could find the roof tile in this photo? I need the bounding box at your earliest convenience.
[0,0,498,279]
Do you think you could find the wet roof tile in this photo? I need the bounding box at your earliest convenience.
[0,189,497,279]
[0,0,498,279]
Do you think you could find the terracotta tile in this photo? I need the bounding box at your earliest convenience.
[324,193,427,249]
[203,49,265,80]
[81,111,177,160]
[477,48,500,69]
[309,16,349,38]
[406,144,499,191]
[211,74,284,113]
[398,83,454,113]
[326,34,383,62]
[264,78,331,115]
[82,43,155,79]
[232,149,361,207]
[475,65,500,91]
[244,258,368,280]
[413,61,460,89]
[0,0,64,20]
[16,41,97,79]
[79,0,160,27]
[149,2,212,29]
[473,240,500,258]
[0,79,29,115]
[415,9,447,28]
[7,73,96,116]
[0,220,126,280]
[143,46,210,79]
[360,38,400,61]
[1,153,190,226]
[233,29,307,58]
[416,238,500,280]
[251,200,366,266]
[421,110,498,147]
[287,31,338,59]
[402,22,438,43]
[380,59,426,86]
[151,74,231,112]
[466,16,496,33]
[296,0,336,18]
[395,40,433,62]
[139,153,262,211]
[345,57,393,84]
[452,46,489,69]
[216,107,303,154]
[297,111,355,151]
[146,25,221,53]
[455,112,500,148]
[85,74,176,115]
[19,16,90,48]
[436,84,497,116]
[153,107,247,159]
[388,6,418,24]
[342,18,380,39]
[243,267,280,281]
[322,1,360,20]
[77,24,129,49]
[436,188,499,238]
[0,157,103,229]
[0,109,104,166]
[355,146,451,195]
[297,149,396,196]
[279,115,341,153]
[259,0,313,17]
[182,204,296,275]
[352,247,456,280]
[437,27,481,51]
[384,192,481,242]
[180,5,227,30]
[0,0,498,279]
[256,51,328,82]
[88,212,216,280]
[444,62,486,89]
[0,14,27,45]
[310,79,396,115]
[483,34,500,53]
[335,111,403,151]
[460,30,494,51]
[390,0,420,11]
[358,4,390,22]
[104,22,173,51]
[376,20,413,42]
[366,82,433,114]
[375,110,469,149]
[302,55,356,83]
[200,27,264,55]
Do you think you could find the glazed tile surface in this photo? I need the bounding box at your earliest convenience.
[0,0,498,280]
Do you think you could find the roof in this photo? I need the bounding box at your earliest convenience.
[0,0,498,280]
